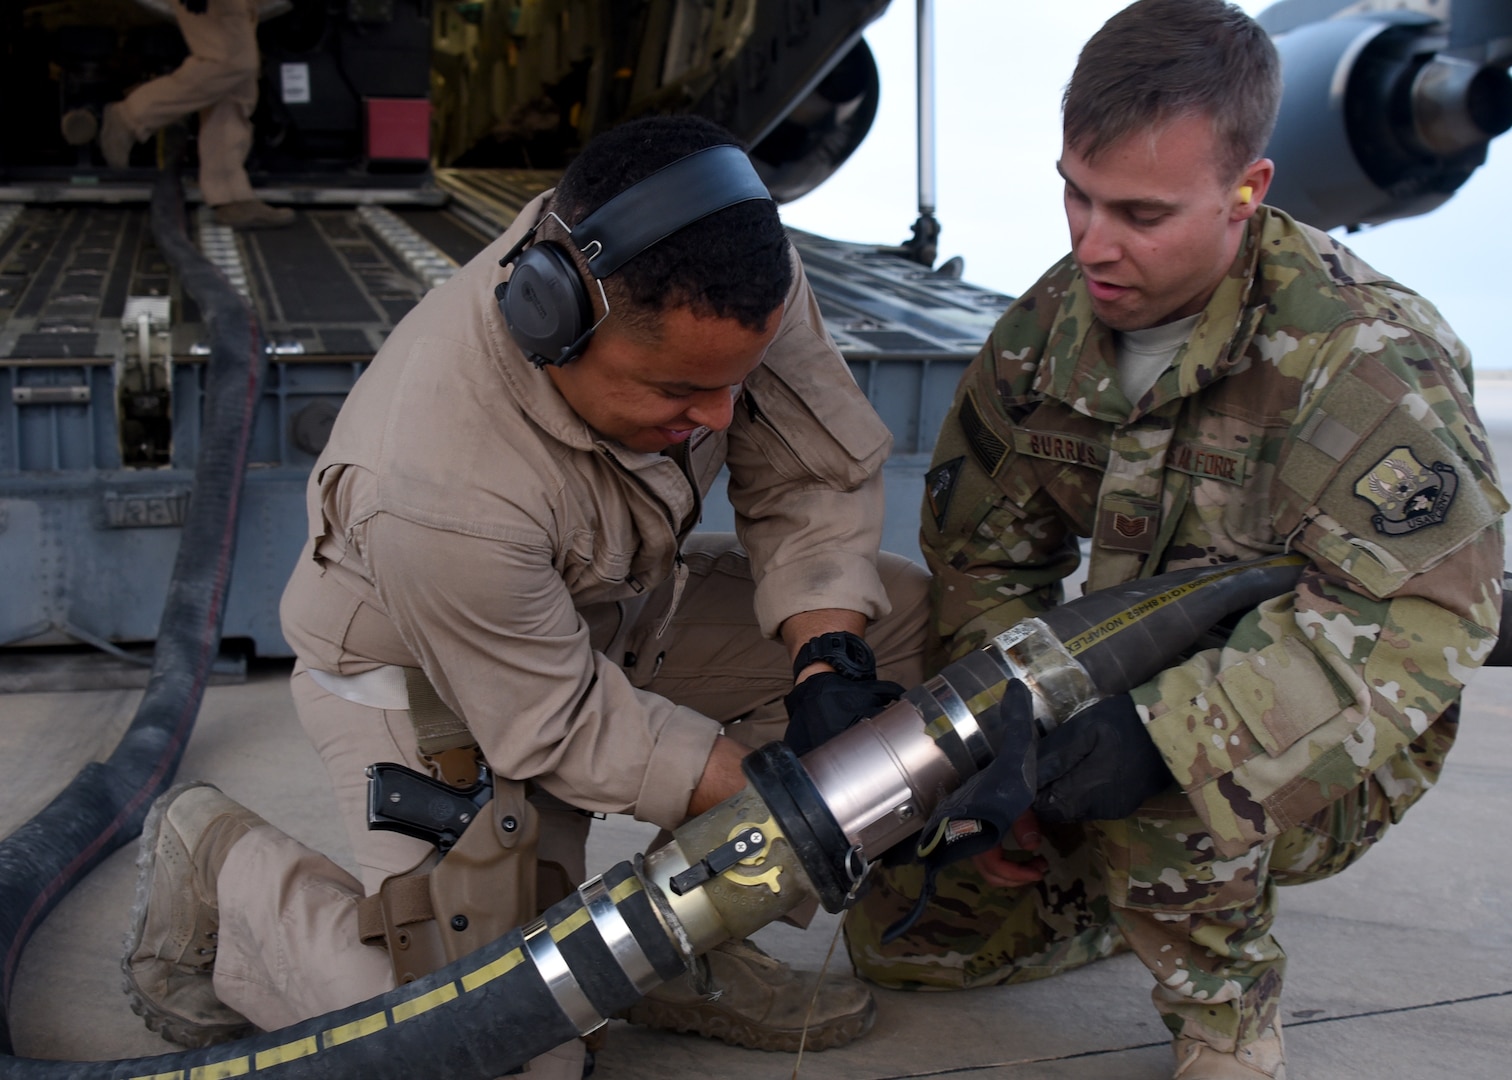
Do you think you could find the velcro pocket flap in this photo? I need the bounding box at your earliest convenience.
[1278,358,1508,595]
[1216,636,1352,757]
[1275,363,1398,533]
[740,331,891,489]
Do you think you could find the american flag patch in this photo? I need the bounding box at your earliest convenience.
[946,818,983,843]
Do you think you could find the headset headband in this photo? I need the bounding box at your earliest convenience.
[495,141,774,368]
[570,143,773,277]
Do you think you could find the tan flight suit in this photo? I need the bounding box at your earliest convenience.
[116,0,261,206]
[210,191,929,1076]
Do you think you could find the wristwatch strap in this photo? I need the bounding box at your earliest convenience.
[792,631,877,682]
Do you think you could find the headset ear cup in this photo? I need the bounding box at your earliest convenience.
[497,242,596,366]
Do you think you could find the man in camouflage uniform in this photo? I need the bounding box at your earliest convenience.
[845,2,1505,1077]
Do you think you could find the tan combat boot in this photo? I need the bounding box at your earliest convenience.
[212,200,296,230]
[99,103,136,169]
[122,781,266,1047]
[621,938,876,1052]
[1173,1021,1286,1079]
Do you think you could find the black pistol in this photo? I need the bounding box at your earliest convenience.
[365,761,493,852]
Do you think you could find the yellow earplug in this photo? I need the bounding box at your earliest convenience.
[1238,185,1254,205]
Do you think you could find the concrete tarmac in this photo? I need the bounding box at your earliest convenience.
[5,375,1512,1078]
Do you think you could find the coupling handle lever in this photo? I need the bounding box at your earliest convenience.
[668,826,765,896]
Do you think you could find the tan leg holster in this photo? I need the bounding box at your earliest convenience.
[357,779,540,984]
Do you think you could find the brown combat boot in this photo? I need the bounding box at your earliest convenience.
[620,938,876,1052]
[212,200,295,230]
[122,782,266,1047]
[1173,1022,1286,1079]
[99,103,136,169]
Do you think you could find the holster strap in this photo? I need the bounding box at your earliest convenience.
[357,874,433,946]
[402,667,475,756]
[400,667,483,788]
[359,788,539,984]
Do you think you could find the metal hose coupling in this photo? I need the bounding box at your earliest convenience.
[656,554,1316,914]
[634,625,1099,931]
[762,635,1083,901]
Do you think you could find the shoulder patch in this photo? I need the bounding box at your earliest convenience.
[1353,445,1458,536]
[960,388,1010,476]
[925,456,965,531]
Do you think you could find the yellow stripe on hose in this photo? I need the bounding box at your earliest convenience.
[322,1010,388,1047]
[461,946,526,992]
[608,878,642,905]
[1059,555,1304,656]
[254,1037,318,1067]
[391,982,459,1022]
[129,1071,183,1080]
[189,1058,250,1079]
[552,907,592,940]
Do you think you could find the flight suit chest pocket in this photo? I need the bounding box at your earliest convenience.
[739,340,891,489]
[558,529,639,607]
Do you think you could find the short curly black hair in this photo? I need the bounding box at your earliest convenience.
[552,116,792,335]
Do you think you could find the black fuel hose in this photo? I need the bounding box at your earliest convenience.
[1043,558,1512,694]
[0,548,1504,1075]
[0,144,266,1056]
[1039,554,1310,698]
[0,862,686,1080]
[1483,573,1512,667]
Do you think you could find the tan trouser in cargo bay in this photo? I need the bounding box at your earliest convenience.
[210,540,929,1075]
[117,0,260,207]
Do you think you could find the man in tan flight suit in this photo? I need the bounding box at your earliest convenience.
[80,0,293,229]
[120,115,929,1078]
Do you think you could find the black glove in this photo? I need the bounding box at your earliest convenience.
[180,0,210,14]
[880,680,1039,943]
[1032,693,1173,823]
[782,671,904,757]
[911,679,1037,867]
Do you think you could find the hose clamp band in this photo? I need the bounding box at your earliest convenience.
[522,919,605,1035]
[579,876,660,993]
[924,674,994,774]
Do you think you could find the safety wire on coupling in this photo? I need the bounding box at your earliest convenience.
[791,845,873,1079]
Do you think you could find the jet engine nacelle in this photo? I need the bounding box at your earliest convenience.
[1262,6,1512,230]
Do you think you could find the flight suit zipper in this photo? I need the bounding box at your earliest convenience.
[655,436,701,638]
[595,437,701,642]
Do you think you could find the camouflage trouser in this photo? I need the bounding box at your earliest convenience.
[846,707,1458,1051]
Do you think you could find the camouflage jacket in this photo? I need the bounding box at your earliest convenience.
[923,205,1506,856]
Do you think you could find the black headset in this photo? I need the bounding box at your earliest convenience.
[494,143,775,368]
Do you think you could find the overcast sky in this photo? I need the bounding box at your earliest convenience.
[781,0,1512,370]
